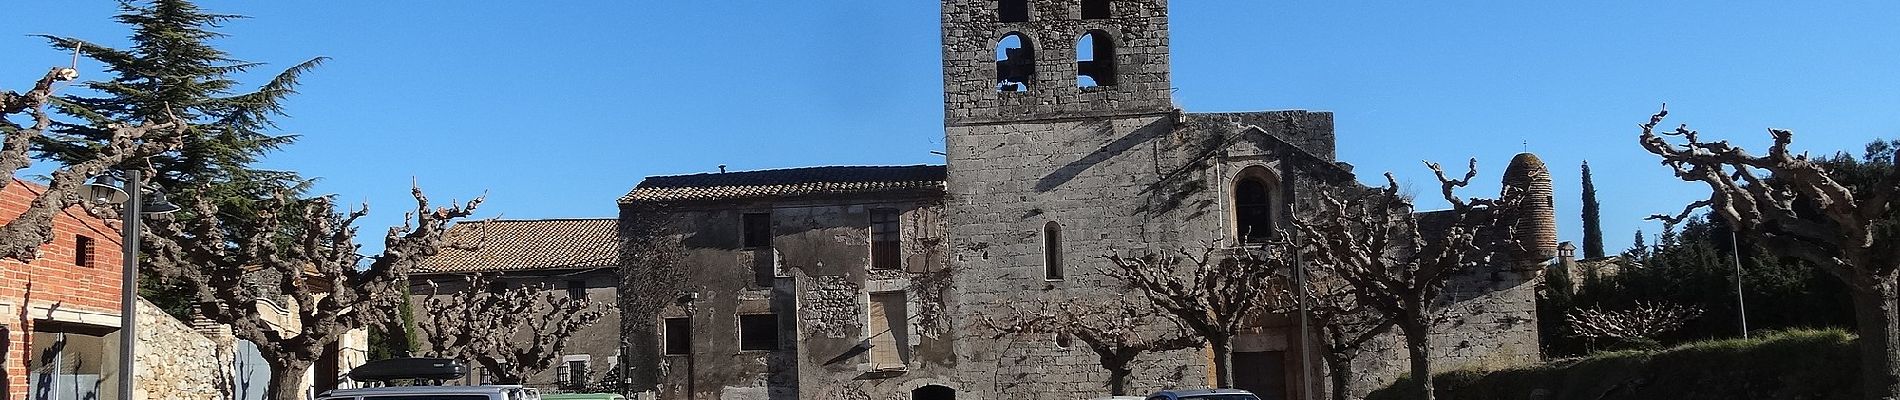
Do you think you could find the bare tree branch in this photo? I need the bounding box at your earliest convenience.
[418,273,609,386]
[140,185,481,400]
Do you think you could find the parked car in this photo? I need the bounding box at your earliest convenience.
[320,357,542,400]
[542,394,627,400]
[1144,388,1263,400]
[316,385,542,400]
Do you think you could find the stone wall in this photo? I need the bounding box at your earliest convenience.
[135,299,227,400]
[622,196,951,400]
[946,112,1214,399]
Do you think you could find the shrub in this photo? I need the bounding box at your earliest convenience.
[1367,329,1858,400]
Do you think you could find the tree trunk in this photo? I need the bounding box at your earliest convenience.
[265,358,312,400]
[1322,351,1353,400]
[1108,365,1133,396]
[1210,335,1235,388]
[1400,320,1434,400]
[1852,282,1900,400]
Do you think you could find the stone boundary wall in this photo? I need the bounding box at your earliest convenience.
[135,299,227,400]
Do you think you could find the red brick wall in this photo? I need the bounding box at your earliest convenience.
[0,179,125,399]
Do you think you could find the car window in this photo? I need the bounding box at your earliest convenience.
[1183,395,1261,400]
[364,396,491,400]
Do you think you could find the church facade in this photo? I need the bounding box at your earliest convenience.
[609,1,1556,399]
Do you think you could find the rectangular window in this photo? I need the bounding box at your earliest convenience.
[742,212,772,248]
[27,324,111,400]
[563,360,588,388]
[870,208,901,270]
[566,280,587,300]
[751,250,777,288]
[663,317,691,355]
[738,314,780,351]
[867,292,910,368]
[75,235,94,267]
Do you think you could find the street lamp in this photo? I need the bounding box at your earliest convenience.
[86,170,178,400]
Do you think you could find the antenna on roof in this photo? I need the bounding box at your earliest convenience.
[718,164,727,173]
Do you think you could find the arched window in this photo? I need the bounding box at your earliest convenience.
[1042,221,1064,280]
[1076,30,1117,87]
[998,0,1029,22]
[1235,167,1276,242]
[1081,0,1112,19]
[996,33,1036,92]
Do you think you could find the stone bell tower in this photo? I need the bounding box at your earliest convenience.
[940,0,1174,125]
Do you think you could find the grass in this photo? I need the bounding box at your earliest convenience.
[1367,329,1859,400]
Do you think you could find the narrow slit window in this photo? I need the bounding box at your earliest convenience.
[870,208,901,270]
[998,0,1029,22]
[1082,0,1112,19]
[1043,222,1064,280]
[1077,31,1117,87]
[663,317,692,355]
[1235,173,1275,242]
[996,33,1036,92]
[739,314,780,351]
[743,212,772,248]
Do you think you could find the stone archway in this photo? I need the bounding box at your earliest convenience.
[912,384,956,400]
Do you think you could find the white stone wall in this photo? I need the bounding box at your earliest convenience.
[135,299,225,400]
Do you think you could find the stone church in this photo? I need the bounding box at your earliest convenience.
[601,1,1557,399]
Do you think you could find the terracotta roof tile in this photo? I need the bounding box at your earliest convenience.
[619,165,946,204]
[413,218,619,274]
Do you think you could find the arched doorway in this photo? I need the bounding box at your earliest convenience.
[913,384,956,400]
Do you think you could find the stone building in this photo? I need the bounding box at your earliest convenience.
[410,218,625,391]
[601,1,1558,399]
[617,166,952,400]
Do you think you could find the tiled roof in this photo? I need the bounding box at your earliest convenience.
[413,218,620,274]
[619,165,946,204]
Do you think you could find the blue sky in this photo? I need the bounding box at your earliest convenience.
[2,1,1893,254]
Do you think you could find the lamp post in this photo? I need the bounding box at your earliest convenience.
[87,170,178,400]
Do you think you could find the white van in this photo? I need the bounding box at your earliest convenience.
[315,384,542,400]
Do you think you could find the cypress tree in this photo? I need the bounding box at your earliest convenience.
[1581,160,1606,258]
[36,0,326,317]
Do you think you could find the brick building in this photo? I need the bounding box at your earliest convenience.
[0,179,128,399]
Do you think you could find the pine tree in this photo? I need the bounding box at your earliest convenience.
[36,0,326,317]
[37,0,323,201]
[1623,229,1649,262]
[1581,160,1606,258]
